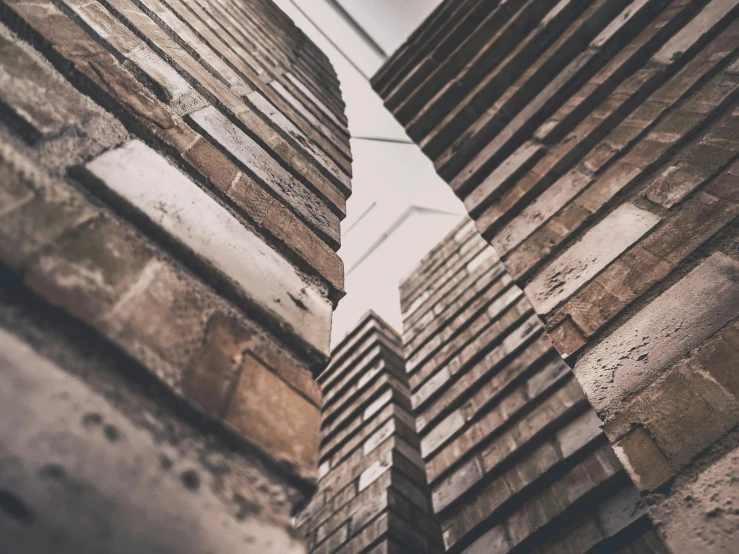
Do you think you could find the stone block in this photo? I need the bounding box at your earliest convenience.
[0,328,307,554]
[658,444,739,554]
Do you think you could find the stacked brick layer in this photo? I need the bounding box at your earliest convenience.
[0,0,351,551]
[299,312,444,554]
[399,220,667,554]
[375,1,739,551]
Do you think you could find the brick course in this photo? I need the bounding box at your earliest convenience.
[396,220,664,553]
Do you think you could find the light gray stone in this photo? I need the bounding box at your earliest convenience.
[83,140,332,355]
[576,252,739,412]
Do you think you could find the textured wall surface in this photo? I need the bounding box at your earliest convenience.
[0,0,351,550]
[373,1,739,550]
[399,219,667,554]
[299,312,444,554]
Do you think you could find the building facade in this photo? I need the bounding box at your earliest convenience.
[373,1,739,551]
[400,219,666,554]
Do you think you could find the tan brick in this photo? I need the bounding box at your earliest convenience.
[612,428,674,492]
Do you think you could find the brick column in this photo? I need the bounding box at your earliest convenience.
[299,312,444,554]
[0,0,351,551]
[399,219,667,554]
[373,0,739,550]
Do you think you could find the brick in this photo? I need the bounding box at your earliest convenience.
[81,140,332,355]
[556,410,603,458]
[24,216,153,327]
[0,328,307,554]
[575,252,739,413]
[432,456,483,513]
[0,167,96,272]
[508,441,560,494]
[492,168,592,257]
[525,203,660,316]
[421,409,465,458]
[0,33,92,140]
[612,428,675,492]
[464,142,544,215]
[459,525,509,554]
[604,322,739,473]
[181,136,345,292]
[644,165,705,208]
[651,0,739,65]
[597,485,649,537]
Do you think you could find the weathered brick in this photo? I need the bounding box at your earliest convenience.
[612,428,675,492]
[81,140,332,356]
[525,203,660,316]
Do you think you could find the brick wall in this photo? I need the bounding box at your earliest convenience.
[0,0,351,551]
[299,312,444,554]
[400,219,667,554]
[374,1,739,551]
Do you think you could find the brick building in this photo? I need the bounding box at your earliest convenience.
[0,0,351,552]
[373,0,739,552]
[299,312,444,554]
